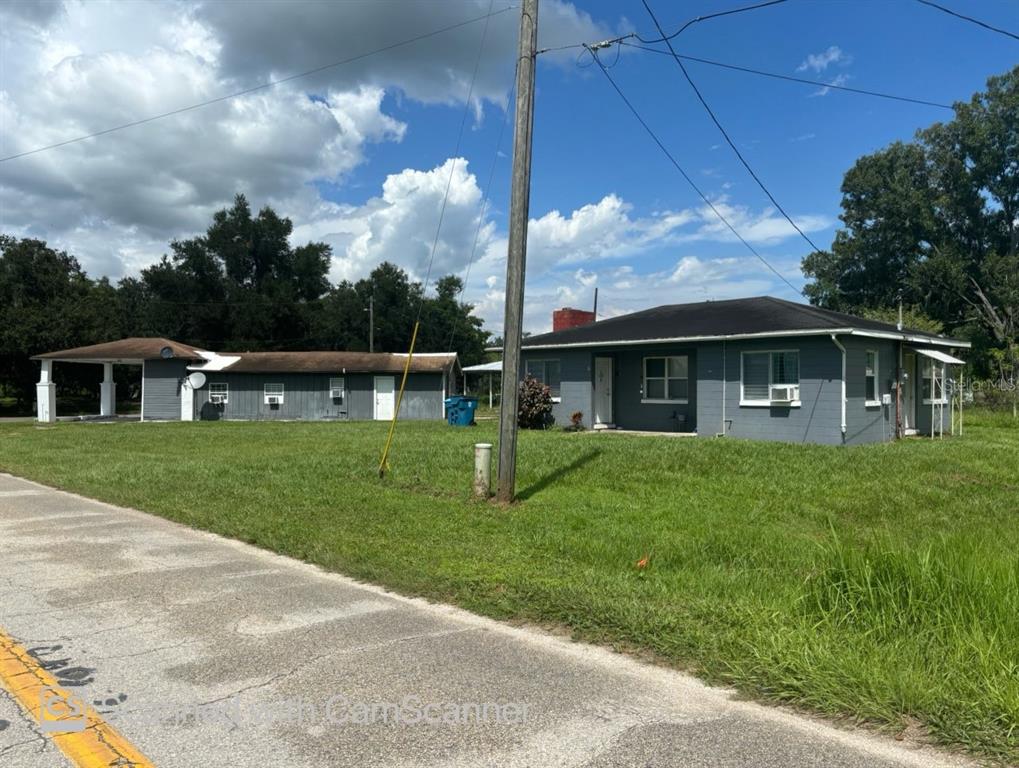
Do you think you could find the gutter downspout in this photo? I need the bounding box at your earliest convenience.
[830,334,847,441]
[719,339,727,437]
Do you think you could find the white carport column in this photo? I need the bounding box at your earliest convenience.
[100,362,116,417]
[36,360,56,423]
[180,379,194,422]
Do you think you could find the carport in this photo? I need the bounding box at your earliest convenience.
[31,338,208,423]
[462,359,501,408]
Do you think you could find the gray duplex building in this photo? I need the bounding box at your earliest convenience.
[33,338,459,423]
[518,297,968,445]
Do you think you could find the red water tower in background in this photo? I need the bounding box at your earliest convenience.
[553,307,596,332]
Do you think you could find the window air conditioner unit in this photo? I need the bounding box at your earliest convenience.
[210,394,227,405]
[266,396,281,405]
[330,388,344,399]
[769,384,799,403]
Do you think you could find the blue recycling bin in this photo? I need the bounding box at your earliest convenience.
[444,396,477,426]
[444,396,464,426]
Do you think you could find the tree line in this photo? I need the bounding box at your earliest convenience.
[0,195,489,408]
[802,65,1019,383]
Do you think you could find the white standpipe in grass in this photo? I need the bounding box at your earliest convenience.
[474,443,492,498]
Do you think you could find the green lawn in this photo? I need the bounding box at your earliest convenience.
[2,413,1018,761]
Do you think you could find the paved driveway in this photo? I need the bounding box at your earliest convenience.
[0,473,972,768]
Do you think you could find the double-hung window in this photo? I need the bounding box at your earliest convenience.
[865,350,879,406]
[525,359,561,398]
[264,383,285,405]
[921,359,946,404]
[741,350,800,405]
[642,356,688,402]
[209,382,229,405]
[329,377,345,401]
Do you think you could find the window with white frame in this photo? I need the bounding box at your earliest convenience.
[329,377,345,401]
[264,382,285,405]
[741,350,800,405]
[209,382,229,404]
[865,350,879,405]
[921,359,946,404]
[525,359,561,397]
[642,356,688,402]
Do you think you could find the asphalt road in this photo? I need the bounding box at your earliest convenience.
[0,472,975,768]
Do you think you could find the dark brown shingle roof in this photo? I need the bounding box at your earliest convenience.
[212,351,458,374]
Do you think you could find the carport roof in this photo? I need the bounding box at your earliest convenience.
[32,337,209,363]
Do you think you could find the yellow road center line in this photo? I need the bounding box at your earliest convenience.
[0,627,154,768]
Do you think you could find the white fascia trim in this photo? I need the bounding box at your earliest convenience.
[513,328,970,351]
[850,330,971,348]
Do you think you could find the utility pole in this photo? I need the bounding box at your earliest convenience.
[496,0,538,503]
[366,293,375,353]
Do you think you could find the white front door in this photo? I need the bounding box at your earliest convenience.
[594,357,613,425]
[902,352,916,434]
[374,376,395,420]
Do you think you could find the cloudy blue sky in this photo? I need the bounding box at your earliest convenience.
[0,0,1016,334]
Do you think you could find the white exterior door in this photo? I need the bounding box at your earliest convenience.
[902,352,916,434]
[374,376,395,421]
[594,357,613,425]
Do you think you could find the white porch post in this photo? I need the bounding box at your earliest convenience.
[36,360,56,423]
[100,362,116,417]
[180,379,194,422]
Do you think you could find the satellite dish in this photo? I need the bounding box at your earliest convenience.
[187,371,207,389]
[160,346,174,359]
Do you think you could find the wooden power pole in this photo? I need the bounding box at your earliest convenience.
[496,0,538,503]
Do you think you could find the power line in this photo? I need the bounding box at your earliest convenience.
[642,0,824,255]
[915,0,1019,42]
[448,70,516,352]
[417,0,496,320]
[537,0,788,56]
[620,42,954,110]
[0,5,516,164]
[586,45,802,297]
[634,0,789,44]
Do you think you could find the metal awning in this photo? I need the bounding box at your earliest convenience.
[910,347,966,365]
[462,360,502,373]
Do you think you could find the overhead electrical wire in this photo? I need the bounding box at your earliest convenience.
[634,0,789,44]
[619,43,954,110]
[642,0,824,255]
[447,71,516,352]
[914,0,1019,42]
[0,5,516,164]
[585,45,801,297]
[417,0,496,310]
[379,0,495,477]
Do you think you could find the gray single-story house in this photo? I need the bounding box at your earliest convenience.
[516,297,969,445]
[33,338,459,423]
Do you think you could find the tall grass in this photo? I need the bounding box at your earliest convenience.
[1,412,1018,759]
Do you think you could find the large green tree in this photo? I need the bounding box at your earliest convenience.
[803,65,1019,376]
[0,236,118,405]
[312,262,489,364]
[140,195,332,350]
